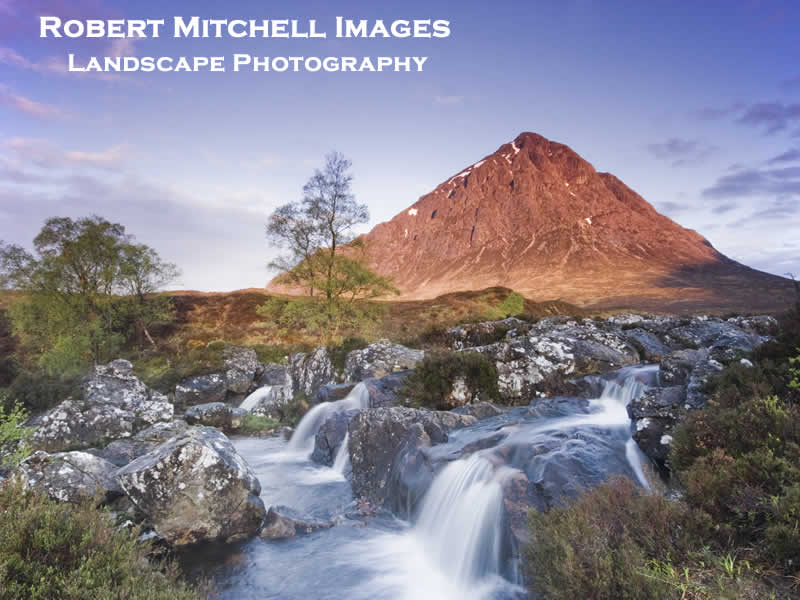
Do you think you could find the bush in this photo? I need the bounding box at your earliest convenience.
[401,351,500,409]
[0,397,33,468]
[238,414,279,435]
[524,477,703,600]
[4,371,82,413]
[328,336,368,376]
[279,394,311,428]
[0,482,206,600]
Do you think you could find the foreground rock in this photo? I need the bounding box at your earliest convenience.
[17,450,122,503]
[185,402,247,431]
[343,340,424,383]
[115,426,265,546]
[32,360,173,452]
[259,505,333,540]
[348,407,477,508]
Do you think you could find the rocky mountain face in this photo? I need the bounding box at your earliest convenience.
[359,132,793,312]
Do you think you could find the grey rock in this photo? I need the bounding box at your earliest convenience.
[256,363,290,387]
[32,360,173,453]
[362,371,412,408]
[343,340,424,383]
[310,409,358,466]
[224,346,261,394]
[288,348,335,398]
[175,373,227,407]
[259,505,333,540]
[622,328,673,361]
[452,401,507,420]
[446,318,531,351]
[115,426,265,546]
[348,406,477,508]
[185,402,245,432]
[313,383,356,405]
[17,450,122,503]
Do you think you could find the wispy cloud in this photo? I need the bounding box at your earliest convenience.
[703,165,800,200]
[0,84,65,119]
[766,148,800,165]
[646,138,717,167]
[0,46,123,82]
[5,137,127,170]
[737,102,800,135]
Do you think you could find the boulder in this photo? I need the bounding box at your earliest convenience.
[247,385,292,418]
[134,419,190,443]
[362,371,412,408]
[224,346,261,394]
[175,373,227,407]
[313,383,356,405]
[257,363,290,387]
[348,407,476,508]
[622,328,673,361]
[185,403,247,431]
[452,401,507,420]
[664,317,763,361]
[115,427,265,546]
[288,348,335,398]
[628,386,685,462]
[32,360,173,452]
[446,318,531,351]
[17,450,122,503]
[259,506,333,540]
[86,420,191,467]
[343,340,424,383]
[310,409,355,466]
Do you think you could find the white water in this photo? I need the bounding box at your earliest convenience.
[332,432,351,475]
[240,385,281,412]
[286,383,369,457]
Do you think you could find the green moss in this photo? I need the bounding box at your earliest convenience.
[0,482,207,600]
[401,351,500,409]
[238,414,279,435]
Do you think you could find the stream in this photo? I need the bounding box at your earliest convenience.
[189,365,658,599]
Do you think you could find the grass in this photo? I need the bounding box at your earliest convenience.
[237,414,280,435]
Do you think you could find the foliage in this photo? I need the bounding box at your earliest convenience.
[237,414,280,435]
[0,482,206,600]
[0,396,33,468]
[484,291,525,320]
[278,393,311,428]
[3,371,82,413]
[524,477,703,600]
[401,351,500,409]
[0,217,179,374]
[328,336,368,375]
[263,152,397,343]
[669,308,800,573]
[133,344,226,393]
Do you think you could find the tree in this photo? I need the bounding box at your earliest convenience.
[261,152,396,343]
[0,216,180,374]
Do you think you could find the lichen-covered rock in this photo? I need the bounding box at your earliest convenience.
[175,373,227,407]
[452,401,507,420]
[32,360,173,453]
[115,426,265,546]
[628,386,685,462]
[259,506,333,540]
[134,419,190,443]
[664,317,764,362]
[343,340,424,383]
[622,328,673,361]
[472,321,638,402]
[224,346,261,394]
[446,318,531,351]
[288,348,335,398]
[185,403,246,431]
[16,450,122,503]
[348,407,476,507]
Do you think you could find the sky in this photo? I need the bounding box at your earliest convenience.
[1,0,799,291]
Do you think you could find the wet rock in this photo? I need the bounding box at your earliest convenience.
[259,506,334,540]
[224,346,261,394]
[288,348,335,398]
[343,340,424,383]
[185,403,247,432]
[313,383,356,405]
[362,371,412,408]
[247,384,293,418]
[16,450,122,503]
[452,401,507,420]
[628,386,685,462]
[32,360,173,453]
[348,406,476,507]
[175,373,227,407]
[115,426,265,546]
[310,409,357,466]
[665,317,763,361]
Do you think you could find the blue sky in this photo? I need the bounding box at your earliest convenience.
[1,0,799,291]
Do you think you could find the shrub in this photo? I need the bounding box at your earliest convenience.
[250,343,310,365]
[279,394,311,427]
[401,351,500,409]
[328,336,369,376]
[524,477,704,600]
[0,397,33,468]
[0,482,207,600]
[484,291,525,321]
[4,371,82,413]
[238,414,279,435]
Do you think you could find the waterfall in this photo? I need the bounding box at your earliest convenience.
[413,454,517,585]
[286,383,369,457]
[332,432,350,474]
[239,385,280,412]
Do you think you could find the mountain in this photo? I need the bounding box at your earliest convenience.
[357,132,794,313]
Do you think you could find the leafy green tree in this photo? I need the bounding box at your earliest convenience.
[0,394,33,469]
[0,217,180,374]
[261,152,396,343]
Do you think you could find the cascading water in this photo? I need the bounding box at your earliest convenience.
[239,385,281,412]
[286,383,369,457]
[332,432,350,475]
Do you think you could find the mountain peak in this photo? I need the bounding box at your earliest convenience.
[354,134,793,312]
